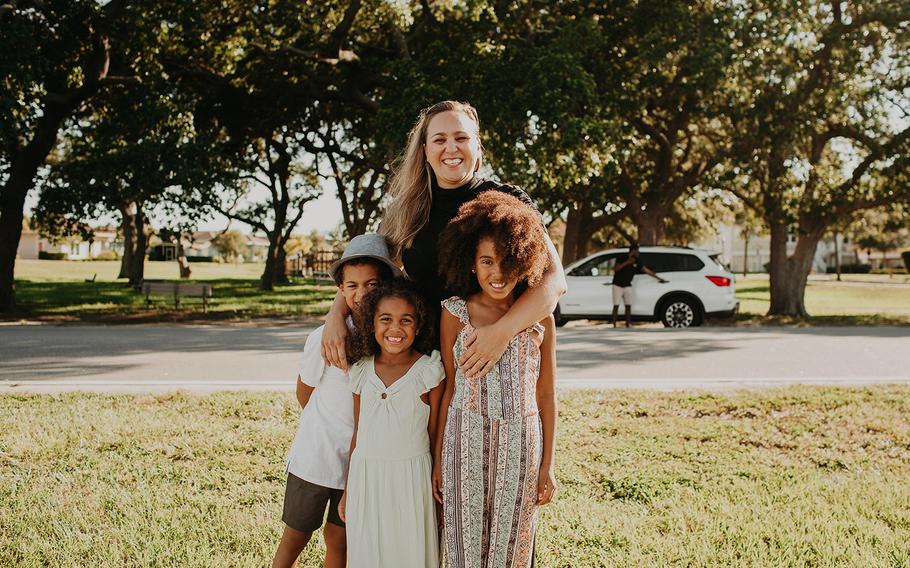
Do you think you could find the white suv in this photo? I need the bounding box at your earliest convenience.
[555,246,738,328]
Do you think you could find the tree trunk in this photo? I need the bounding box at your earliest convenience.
[0,181,29,311]
[128,207,147,288]
[562,201,594,266]
[176,233,192,279]
[767,223,823,317]
[743,233,750,276]
[834,230,841,282]
[118,203,135,279]
[260,231,283,291]
[275,246,289,284]
[633,209,664,246]
[0,105,85,311]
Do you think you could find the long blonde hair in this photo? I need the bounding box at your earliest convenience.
[381,100,483,258]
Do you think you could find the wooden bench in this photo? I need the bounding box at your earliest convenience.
[142,281,213,312]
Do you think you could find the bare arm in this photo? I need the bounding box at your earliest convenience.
[432,310,461,504]
[642,266,667,282]
[460,234,566,379]
[426,380,446,453]
[536,315,558,506]
[321,290,351,370]
[338,393,360,522]
[295,376,316,409]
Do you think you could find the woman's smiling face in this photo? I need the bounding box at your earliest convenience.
[424,110,481,189]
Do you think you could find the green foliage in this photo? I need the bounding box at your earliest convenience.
[211,230,247,262]
[848,206,910,253]
[37,251,67,261]
[825,264,871,274]
[6,0,910,313]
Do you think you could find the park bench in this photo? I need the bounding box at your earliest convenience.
[141,281,213,312]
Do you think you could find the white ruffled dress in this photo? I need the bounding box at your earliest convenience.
[346,351,445,568]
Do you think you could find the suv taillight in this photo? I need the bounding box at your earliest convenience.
[706,276,731,287]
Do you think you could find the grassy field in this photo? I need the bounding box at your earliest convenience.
[8,260,910,324]
[2,386,909,567]
[734,274,910,325]
[10,260,336,322]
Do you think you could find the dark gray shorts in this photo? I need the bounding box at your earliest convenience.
[281,472,345,533]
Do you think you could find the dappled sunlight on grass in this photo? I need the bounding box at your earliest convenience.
[735,274,910,324]
[12,277,337,321]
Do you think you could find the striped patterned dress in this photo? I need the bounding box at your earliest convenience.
[441,297,544,568]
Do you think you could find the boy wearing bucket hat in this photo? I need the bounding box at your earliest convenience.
[273,233,400,568]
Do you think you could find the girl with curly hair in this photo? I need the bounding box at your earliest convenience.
[321,100,566,383]
[432,191,558,568]
[338,279,446,568]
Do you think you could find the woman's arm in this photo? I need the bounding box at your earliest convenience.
[338,393,360,522]
[432,310,461,504]
[460,234,567,379]
[322,290,351,370]
[535,315,558,506]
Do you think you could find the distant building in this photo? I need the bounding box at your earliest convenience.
[16,218,120,260]
[149,231,271,262]
[695,224,864,273]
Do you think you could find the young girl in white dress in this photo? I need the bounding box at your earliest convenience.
[338,279,445,568]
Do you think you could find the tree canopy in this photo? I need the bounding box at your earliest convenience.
[2,0,908,316]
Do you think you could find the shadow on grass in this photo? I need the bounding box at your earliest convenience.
[7,278,336,323]
[731,313,910,327]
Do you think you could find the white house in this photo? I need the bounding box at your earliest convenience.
[695,224,863,273]
[17,218,120,260]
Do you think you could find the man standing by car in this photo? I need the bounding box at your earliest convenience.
[612,244,667,327]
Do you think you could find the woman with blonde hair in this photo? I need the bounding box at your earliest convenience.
[321,100,566,381]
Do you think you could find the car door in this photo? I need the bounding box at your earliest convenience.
[631,253,671,315]
[562,253,621,316]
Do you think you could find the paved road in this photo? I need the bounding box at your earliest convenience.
[1,324,908,392]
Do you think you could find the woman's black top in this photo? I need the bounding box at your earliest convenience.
[401,177,536,307]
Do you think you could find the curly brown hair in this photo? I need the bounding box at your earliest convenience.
[346,278,435,365]
[438,191,550,298]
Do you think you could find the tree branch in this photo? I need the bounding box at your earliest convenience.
[324,0,363,58]
[213,203,269,234]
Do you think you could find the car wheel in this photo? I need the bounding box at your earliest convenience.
[553,304,567,327]
[660,297,703,328]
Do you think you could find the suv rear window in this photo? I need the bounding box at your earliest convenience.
[638,252,704,273]
[709,254,729,271]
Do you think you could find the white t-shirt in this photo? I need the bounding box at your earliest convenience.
[285,321,355,489]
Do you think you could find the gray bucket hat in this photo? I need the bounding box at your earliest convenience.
[329,233,402,282]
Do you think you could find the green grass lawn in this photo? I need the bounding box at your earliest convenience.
[8,260,910,325]
[2,386,908,567]
[734,274,910,325]
[10,260,336,322]
[14,259,269,281]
